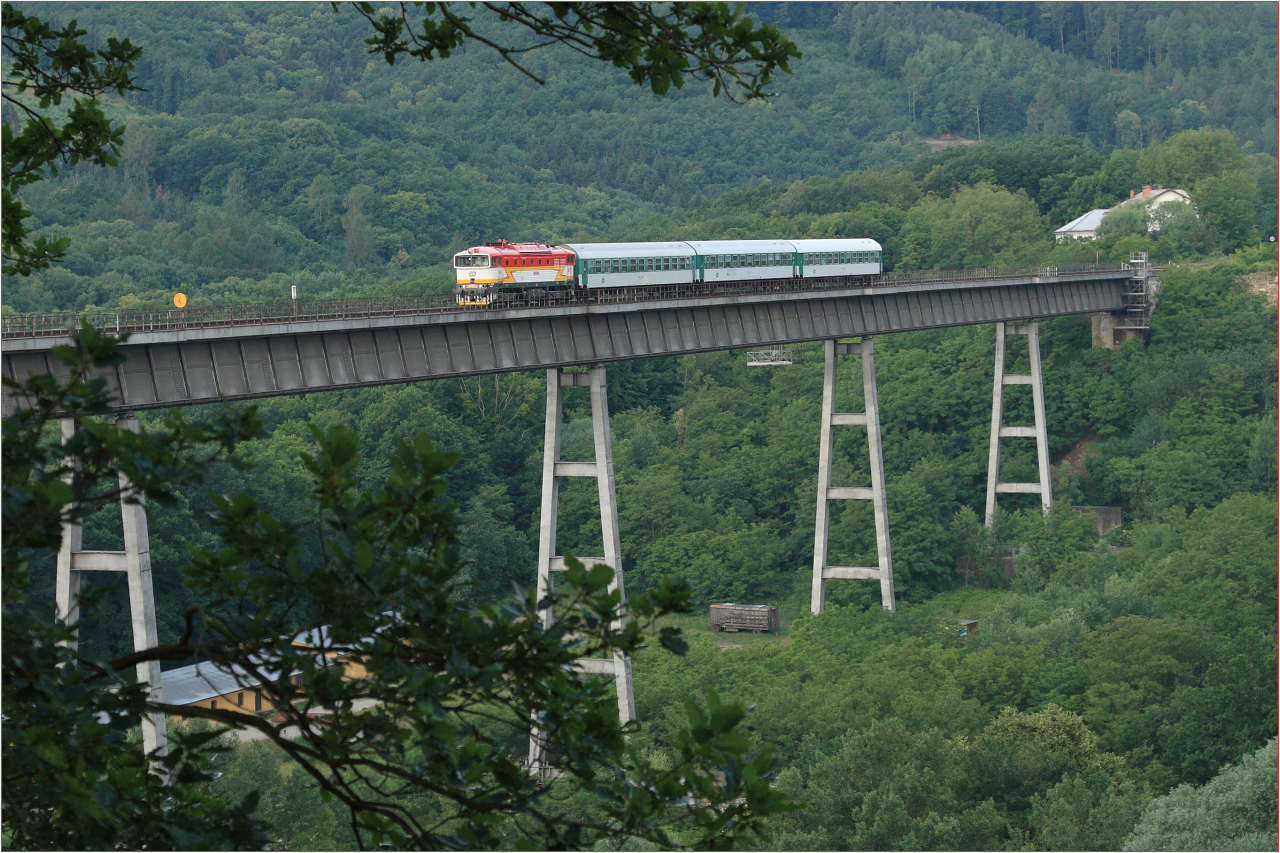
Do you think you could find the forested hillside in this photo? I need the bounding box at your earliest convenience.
[5,2,1276,314]
[7,3,1277,850]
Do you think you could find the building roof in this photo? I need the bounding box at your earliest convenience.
[1055,209,1109,235]
[1114,187,1191,209]
[161,661,267,706]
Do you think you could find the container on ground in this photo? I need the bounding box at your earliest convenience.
[710,603,780,633]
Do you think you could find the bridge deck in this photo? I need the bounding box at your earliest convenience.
[3,264,1136,415]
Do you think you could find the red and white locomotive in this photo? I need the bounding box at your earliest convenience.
[453,240,576,304]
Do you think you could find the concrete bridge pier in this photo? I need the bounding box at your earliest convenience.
[810,339,895,615]
[56,416,168,761]
[528,366,635,773]
[985,321,1053,525]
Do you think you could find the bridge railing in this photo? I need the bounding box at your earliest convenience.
[1,262,1131,340]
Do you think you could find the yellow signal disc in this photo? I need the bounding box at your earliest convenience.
[174,293,187,308]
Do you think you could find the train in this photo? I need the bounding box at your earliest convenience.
[453,238,883,304]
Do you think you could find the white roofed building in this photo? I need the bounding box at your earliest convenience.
[1054,209,1109,241]
[1054,185,1192,241]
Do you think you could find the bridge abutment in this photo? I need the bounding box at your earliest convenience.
[528,366,635,774]
[810,339,895,614]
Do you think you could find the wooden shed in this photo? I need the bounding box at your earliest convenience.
[710,603,780,633]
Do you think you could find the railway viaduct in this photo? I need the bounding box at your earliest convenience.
[2,259,1155,766]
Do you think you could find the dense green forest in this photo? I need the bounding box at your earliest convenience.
[4,1,1276,313]
[7,2,1277,849]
